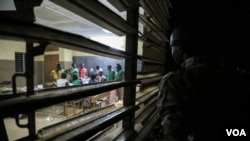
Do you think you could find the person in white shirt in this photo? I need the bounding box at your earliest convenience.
[56,73,69,87]
[95,66,103,76]
[96,70,106,82]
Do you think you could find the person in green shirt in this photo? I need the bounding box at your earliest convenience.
[66,63,79,82]
[115,63,124,101]
[106,65,115,81]
[115,63,124,81]
[72,75,82,86]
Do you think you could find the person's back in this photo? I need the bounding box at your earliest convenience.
[72,75,81,86]
[56,73,69,87]
[88,74,98,84]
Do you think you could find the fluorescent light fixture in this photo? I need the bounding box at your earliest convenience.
[0,0,16,10]
[102,28,112,34]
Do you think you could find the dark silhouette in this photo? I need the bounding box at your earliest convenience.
[157,27,250,141]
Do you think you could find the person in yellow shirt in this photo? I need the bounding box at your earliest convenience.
[51,63,64,81]
[51,69,58,81]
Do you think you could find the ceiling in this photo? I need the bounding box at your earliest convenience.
[2,0,250,68]
[34,0,127,38]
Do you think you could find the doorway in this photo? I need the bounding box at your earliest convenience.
[44,54,59,82]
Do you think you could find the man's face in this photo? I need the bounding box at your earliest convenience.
[170,30,184,66]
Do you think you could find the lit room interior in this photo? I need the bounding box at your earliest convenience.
[1,0,250,141]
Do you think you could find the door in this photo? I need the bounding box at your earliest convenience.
[44,55,59,82]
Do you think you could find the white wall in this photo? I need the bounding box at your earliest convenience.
[0,39,25,60]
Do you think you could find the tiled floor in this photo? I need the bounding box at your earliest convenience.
[3,103,111,140]
[4,105,67,141]
[3,101,118,141]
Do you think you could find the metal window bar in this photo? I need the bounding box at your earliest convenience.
[0,0,171,140]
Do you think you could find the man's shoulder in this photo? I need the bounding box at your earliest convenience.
[161,70,187,85]
[163,69,185,79]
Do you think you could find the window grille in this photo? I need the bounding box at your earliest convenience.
[15,52,25,73]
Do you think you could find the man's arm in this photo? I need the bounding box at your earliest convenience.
[157,73,191,141]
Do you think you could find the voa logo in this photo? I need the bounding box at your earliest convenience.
[226,129,246,136]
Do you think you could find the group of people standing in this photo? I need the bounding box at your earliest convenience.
[50,63,124,104]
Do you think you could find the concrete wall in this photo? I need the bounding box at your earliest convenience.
[0,40,46,86]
